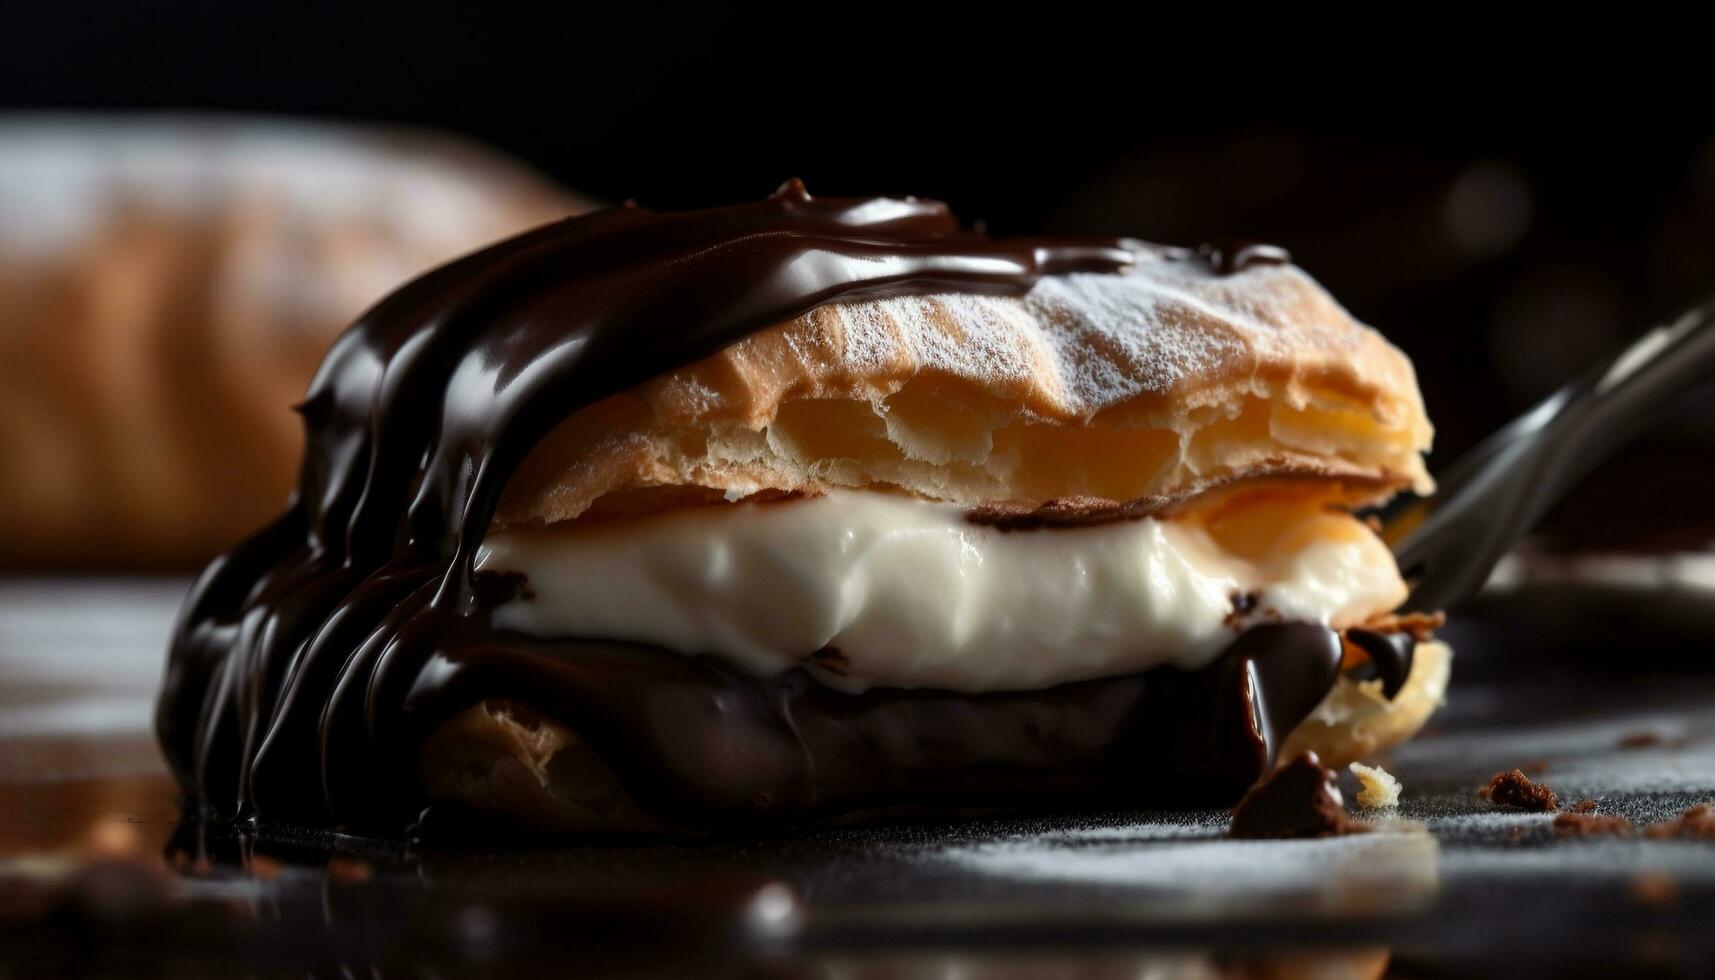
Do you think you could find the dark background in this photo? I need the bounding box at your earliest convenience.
[5,5,1714,547]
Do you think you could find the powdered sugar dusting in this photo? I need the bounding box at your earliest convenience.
[834,291,1045,391]
[817,251,1380,418]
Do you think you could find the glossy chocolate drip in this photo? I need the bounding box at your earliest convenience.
[1197,239,1291,275]
[1228,752,1363,840]
[156,183,1344,833]
[1345,628,1417,700]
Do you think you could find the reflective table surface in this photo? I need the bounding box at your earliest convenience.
[3,577,1714,978]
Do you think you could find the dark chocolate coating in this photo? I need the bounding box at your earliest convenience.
[410,622,1343,828]
[1196,239,1292,275]
[155,182,1339,833]
[1228,752,1362,840]
[1345,628,1417,700]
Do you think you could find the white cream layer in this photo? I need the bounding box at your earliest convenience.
[477,490,1406,694]
[473,487,1406,689]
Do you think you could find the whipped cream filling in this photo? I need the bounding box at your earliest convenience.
[477,490,1406,694]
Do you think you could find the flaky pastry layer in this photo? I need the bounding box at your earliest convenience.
[496,252,1433,528]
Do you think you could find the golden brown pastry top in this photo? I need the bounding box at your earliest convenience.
[497,249,1433,527]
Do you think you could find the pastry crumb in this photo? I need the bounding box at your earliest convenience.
[1348,761,1401,808]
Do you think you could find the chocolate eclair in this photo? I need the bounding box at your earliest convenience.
[157,181,1448,835]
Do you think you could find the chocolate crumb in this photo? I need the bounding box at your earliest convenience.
[1480,770,1559,812]
[1618,731,1663,750]
[1572,799,1598,813]
[1229,752,1366,839]
[1644,803,1715,840]
[1553,812,1633,839]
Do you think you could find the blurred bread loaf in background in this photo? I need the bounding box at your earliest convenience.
[0,116,582,568]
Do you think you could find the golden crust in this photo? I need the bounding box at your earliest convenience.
[496,254,1433,528]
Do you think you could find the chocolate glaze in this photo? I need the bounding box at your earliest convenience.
[1345,628,1416,700]
[156,182,1347,833]
[1197,239,1292,275]
[413,622,1343,828]
[1228,752,1363,840]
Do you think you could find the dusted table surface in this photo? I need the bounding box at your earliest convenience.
[3,577,1714,978]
